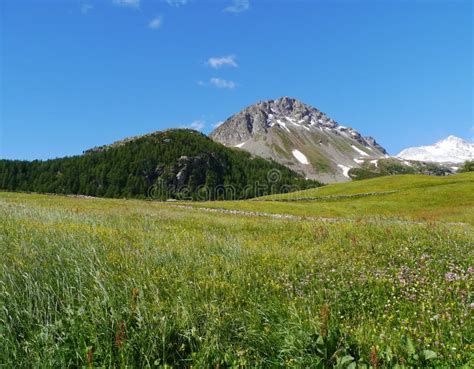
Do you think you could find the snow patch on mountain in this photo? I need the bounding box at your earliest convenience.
[292,149,309,165]
[351,145,369,157]
[397,136,474,164]
[276,120,291,133]
[337,164,352,178]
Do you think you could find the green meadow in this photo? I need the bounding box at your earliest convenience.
[1,173,473,368]
[185,173,474,225]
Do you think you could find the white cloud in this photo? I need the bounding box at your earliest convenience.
[113,0,140,8]
[80,3,94,14]
[197,80,206,87]
[149,16,163,29]
[210,78,236,89]
[213,121,224,129]
[224,0,249,13]
[207,55,237,69]
[165,0,189,6]
[181,120,205,131]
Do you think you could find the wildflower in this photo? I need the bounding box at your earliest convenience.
[115,321,126,349]
[350,235,357,245]
[370,346,379,368]
[320,303,330,338]
[445,272,458,282]
[131,287,139,312]
[86,347,93,368]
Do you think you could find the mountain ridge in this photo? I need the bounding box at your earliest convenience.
[210,97,388,183]
[397,135,474,164]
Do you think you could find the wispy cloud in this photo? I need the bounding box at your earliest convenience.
[224,0,249,13]
[165,0,189,6]
[207,55,237,69]
[113,0,140,8]
[149,16,163,29]
[210,78,236,89]
[80,2,94,14]
[181,120,205,131]
[213,121,224,129]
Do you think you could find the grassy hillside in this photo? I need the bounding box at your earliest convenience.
[348,158,453,180]
[0,129,318,200]
[1,191,473,367]
[184,173,474,225]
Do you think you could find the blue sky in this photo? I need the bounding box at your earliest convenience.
[1,0,472,160]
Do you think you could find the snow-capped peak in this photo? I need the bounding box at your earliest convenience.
[397,136,474,164]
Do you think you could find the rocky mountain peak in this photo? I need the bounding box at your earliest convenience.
[210,97,340,146]
[256,96,325,119]
[210,97,388,183]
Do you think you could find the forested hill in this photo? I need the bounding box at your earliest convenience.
[0,129,319,200]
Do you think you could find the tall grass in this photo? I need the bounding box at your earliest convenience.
[0,193,473,367]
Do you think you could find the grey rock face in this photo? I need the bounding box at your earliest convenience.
[210,97,388,183]
[364,136,388,155]
[171,155,208,189]
[211,97,338,146]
